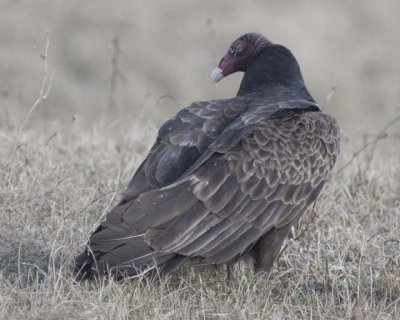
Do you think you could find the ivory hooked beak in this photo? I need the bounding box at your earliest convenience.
[211,67,224,83]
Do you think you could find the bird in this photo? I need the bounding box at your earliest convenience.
[73,32,340,280]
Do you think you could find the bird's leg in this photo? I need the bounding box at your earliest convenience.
[252,226,291,273]
[226,263,235,281]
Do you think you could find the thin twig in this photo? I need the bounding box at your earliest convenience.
[1,33,56,170]
[332,115,400,177]
[108,37,126,113]
[77,190,117,215]
[326,86,337,104]
[365,115,400,171]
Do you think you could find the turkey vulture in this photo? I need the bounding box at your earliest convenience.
[74,32,340,279]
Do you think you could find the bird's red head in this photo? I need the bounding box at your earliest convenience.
[211,33,272,83]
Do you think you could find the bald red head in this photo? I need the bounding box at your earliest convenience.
[211,33,272,83]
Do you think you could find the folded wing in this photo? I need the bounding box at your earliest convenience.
[88,102,340,273]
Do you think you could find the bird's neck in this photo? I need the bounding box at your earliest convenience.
[237,45,314,102]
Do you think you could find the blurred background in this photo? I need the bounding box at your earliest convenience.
[0,0,399,140]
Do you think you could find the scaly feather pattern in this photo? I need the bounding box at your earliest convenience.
[73,33,340,279]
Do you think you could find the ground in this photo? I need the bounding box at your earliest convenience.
[0,118,399,319]
[1,2,399,317]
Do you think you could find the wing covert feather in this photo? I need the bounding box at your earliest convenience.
[91,101,340,268]
[120,98,250,202]
[169,109,339,262]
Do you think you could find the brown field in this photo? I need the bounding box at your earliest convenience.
[0,1,399,319]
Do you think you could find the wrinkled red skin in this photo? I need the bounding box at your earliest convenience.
[217,40,251,78]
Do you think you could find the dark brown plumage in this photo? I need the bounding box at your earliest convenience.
[74,33,340,279]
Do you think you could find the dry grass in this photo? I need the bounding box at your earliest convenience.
[2,0,400,133]
[0,117,399,319]
[1,2,400,318]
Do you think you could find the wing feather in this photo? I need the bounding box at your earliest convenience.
[86,100,340,272]
[149,201,209,251]
[173,217,228,255]
[204,175,240,213]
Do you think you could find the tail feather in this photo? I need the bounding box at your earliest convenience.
[72,240,187,280]
[72,251,95,281]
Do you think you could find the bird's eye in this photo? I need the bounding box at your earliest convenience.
[229,46,243,57]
